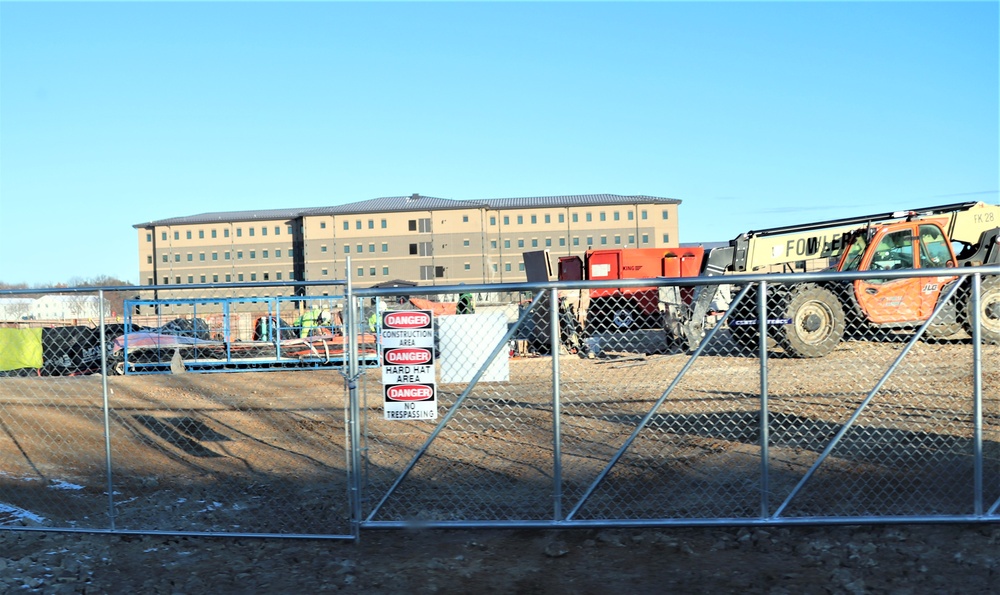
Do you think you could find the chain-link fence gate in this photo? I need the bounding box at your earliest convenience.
[353,266,1000,528]
[2,266,998,539]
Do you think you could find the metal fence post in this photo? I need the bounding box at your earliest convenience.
[758,281,770,519]
[98,290,116,531]
[550,288,563,521]
[344,257,363,539]
[971,272,983,516]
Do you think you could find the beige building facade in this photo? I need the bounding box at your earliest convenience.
[134,194,682,298]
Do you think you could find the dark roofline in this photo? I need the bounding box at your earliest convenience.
[134,193,681,228]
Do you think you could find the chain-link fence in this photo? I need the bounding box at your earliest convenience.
[1,267,998,538]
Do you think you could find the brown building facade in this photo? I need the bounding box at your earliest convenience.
[134,194,682,298]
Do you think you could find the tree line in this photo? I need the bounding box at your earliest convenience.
[0,276,134,318]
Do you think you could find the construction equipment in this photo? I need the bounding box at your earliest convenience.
[666,201,1000,356]
[555,247,705,333]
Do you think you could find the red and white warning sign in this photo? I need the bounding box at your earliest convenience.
[381,310,436,420]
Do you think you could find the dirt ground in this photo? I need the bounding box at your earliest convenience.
[1,340,998,593]
[0,523,998,593]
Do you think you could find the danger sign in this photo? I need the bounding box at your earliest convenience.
[381,310,437,420]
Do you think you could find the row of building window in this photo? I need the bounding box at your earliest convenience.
[151,248,293,264]
[488,210,665,226]
[149,225,297,243]
[153,271,292,285]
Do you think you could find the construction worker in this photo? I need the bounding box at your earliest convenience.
[457,288,475,314]
[295,305,320,338]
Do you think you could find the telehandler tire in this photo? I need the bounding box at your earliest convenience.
[777,285,846,358]
[963,276,1000,345]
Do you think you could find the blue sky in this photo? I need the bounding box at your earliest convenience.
[1,1,997,286]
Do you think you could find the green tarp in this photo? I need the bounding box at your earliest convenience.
[0,328,43,372]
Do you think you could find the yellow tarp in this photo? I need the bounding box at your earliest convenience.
[0,328,43,372]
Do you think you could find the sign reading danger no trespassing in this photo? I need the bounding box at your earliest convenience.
[381,310,437,420]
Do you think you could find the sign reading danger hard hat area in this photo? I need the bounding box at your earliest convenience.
[381,310,437,420]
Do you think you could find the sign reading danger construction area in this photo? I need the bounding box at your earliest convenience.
[381,310,437,420]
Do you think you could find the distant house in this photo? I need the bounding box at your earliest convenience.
[0,295,111,321]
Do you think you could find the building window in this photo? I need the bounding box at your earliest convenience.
[504,240,511,249]
[148,277,154,285]
[147,255,153,264]
[462,215,469,223]
[573,237,580,246]
[491,240,497,249]
[505,263,511,272]
[356,244,362,253]
[275,226,281,235]
[262,227,267,236]
[661,210,668,220]
[530,215,537,224]
[186,231,192,239]
[236,228,242,237]
[163,277,169,284]
[187,253,193,262]
[275,249,281,258]
[238,274,245,282]
[237,251,243,259]
[369,267,376,276]
[162,254,168,263]
[200,275,206,283]
[382,266,389,276]
[250,250,256,259]
[614,235,621,244]
[587,237,594,246]
[198,230,205,239]
[463,239,470,247]
[264,273,271,281]
[248,228,255,237]
[559,238,566,246]
[381,219,387,229]
[545,214,551,224]
[320,221,326,229]
[662,233,669,243]
[545,238,552,247]
[368,219,374,229]
[276,272,282,280]
[642,210,648,220]
[410,244,418,255]
[517,215,524,225]
[161,232,167,241]
[262,250,268,259]
[503,216,510,225]
[213,274,219,282]
[211,229,217,238]
[464,263,471,270]
[225,251,231,260]
[250,273,256,281]
[600,236,607,245]
[356,220,362,230]
[517,239,524,248]
[344,246,351,254]
[321,245,327,252]
[176,276,182,284]
[628,235,635,244]
[559,214,565,223]
[531,239,538,248]
[146,233,152,242]
[628,211,634,221]
[572,214,578,223]
[490,216,497,226]
[174,231,180,240]
[288,248,294,257]
[322,269,328,276]
[226,274,232,282]
[344,221,349,231]
[614,212,620,221]
[357,267,364,277]
[224,229,230,238]
[600,212,606,222]
[642,234,649,244]
[519,263,525,272]
[369,243,375,253]
[586,213,593,222]
[199,253,205,261]
[381,243,388,252]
